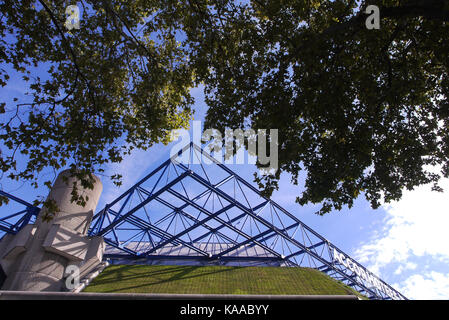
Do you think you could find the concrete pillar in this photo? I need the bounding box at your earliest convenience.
[1,170,103,291]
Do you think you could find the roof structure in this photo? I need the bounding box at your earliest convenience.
[88,143,407,300]
[0,143,407,300]
[0,190,39,236]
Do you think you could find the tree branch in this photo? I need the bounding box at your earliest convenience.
[37,0,97,109]
[381,2,449,22]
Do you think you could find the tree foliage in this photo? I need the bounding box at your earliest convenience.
[186,0,449,214]
[0,0,448,215]
[0,0,195,214]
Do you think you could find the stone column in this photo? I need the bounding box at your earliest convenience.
[1,170,103,291]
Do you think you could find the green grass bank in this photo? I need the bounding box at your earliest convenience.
[84,265,363,297]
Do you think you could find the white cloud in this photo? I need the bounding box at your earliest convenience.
[355,176,449,299]
[396,271,449,300]
[394,262,418,276]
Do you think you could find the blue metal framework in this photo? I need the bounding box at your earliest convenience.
[88,143,407,300]
[0,190,39,237]
[0,143,407,300]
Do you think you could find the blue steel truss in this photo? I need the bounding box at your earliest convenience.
[0,143,407,300]
[0,190,39,237]
[88,143,407,300]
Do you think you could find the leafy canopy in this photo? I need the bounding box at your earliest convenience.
[184,0,449,214]
[0,0,195,216]
[0,0,448,216]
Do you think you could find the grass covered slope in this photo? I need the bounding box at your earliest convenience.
[83,265,361,296]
